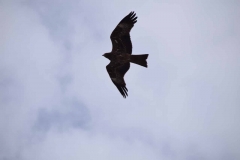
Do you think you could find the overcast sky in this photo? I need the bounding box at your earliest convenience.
[1,0,240,160]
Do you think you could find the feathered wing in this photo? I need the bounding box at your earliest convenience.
[110,11,137,54]
[106,62,130,98]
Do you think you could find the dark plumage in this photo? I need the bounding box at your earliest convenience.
[103,11,149,98]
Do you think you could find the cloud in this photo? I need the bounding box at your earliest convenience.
[0,1,76,159]
[0,0,240,160]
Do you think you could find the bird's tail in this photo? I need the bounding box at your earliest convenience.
[130,54,149,67]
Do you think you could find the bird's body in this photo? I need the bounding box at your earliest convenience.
[103,12,149,98]
[104,52,131,63]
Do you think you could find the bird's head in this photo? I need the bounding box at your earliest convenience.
[102,53,112,60]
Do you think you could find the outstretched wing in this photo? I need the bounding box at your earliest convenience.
[106,62,130,98]
[110,11,137,54]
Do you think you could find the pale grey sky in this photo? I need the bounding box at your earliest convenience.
[0,0,240,160]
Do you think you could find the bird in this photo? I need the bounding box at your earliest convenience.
[103,11,149,98]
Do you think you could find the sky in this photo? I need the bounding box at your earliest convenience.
[0,0,240,159]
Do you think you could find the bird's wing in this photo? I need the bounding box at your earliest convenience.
[110,11,137,54]
[106,62,130,98]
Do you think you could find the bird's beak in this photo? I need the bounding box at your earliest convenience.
[102,54,104,56]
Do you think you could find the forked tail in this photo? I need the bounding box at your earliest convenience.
[130,54,149,67]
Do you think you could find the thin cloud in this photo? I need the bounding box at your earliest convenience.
[1,0,240,160]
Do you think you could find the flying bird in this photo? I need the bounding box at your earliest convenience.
[103,11,149,98]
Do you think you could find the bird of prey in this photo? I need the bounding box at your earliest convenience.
[103,11,149,98]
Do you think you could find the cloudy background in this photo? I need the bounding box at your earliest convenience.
[1,0,240,159]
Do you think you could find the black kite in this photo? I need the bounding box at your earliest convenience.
[103,12,149,98]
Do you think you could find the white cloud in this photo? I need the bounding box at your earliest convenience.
[1,0,240,160]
